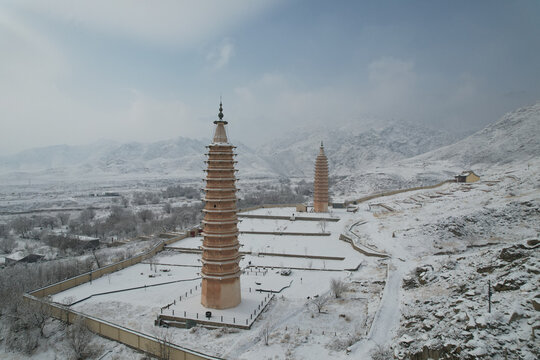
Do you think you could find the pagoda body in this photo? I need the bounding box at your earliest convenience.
[200,102,241,309]
[313,142,329,213]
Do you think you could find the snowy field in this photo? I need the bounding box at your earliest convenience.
[49,206,388,359]
[41,160,540,359]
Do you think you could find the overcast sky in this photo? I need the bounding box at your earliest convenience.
[1,0,539,154]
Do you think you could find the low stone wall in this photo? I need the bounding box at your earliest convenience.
[346,180,453,207]
[24,230,224,359]
[251,252,344,260]
[238,214,340,222]
[29,233,189,299]
[23,294,221,360]
[339,234,389,258]
[240,230,331,236]
[237,203,300,213]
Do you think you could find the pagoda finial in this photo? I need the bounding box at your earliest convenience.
[218,99,224,121]
[321,141,324,148]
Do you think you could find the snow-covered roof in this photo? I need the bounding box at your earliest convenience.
[75,235,100,242]
[6,251,26,261]
[455,170,479,178]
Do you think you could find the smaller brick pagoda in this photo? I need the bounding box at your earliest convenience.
[313,141,329,213]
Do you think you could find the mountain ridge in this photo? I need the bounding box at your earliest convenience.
[1,102,538,185]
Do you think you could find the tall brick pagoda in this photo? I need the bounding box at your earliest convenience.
[313,141,329,213]
[200,102,241,309]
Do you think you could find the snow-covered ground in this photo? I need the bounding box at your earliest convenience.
[48,206,389,359]
[43,158,540,359]
[347,160,539,359]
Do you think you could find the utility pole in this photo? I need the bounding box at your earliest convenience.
[488,280,492,313]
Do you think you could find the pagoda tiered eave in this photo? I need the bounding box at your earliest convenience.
[201,271,242,281]
[203,188,239,192]
[206,144,237,148]
[202,208,237,213]
[204,177,237,181]
[201,219,239,225]
[201,243,240,251]
[201,257,241,266]
[201,232,239,238]
[202,197,237,202]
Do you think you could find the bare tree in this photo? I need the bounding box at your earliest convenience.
[260,321,274,346]
[4,297,51,354]
[311,294,329,313]
[19,298,52,337]
[67,315,95,360]
[5,318,39,354]
[57,212,70,226]
[156,328,172,360]
[148,328,171,360]
[318,219,327,233]
[39,216,57,229]
[0,236,16,253]
[0,223,9,238]
[138,209,155,223]
[79,208,96,223]
[11,216,33,238]
[121,196,129,207]
[331,278,347,298]
[163,202,172,214]
[371,344,393,360]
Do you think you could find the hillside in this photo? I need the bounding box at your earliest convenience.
[332,102,540,199]
[415,102,540,168]
[0,138,276,183]
[0,120,464,184]
[256,119,462,177]
[1,102,538,187]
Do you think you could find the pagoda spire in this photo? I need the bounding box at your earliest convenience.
[212,101,229,143]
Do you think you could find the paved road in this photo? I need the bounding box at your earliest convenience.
[368,261,403,343]
[347,260,408,358]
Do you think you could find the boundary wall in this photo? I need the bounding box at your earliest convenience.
[238,214,340,222]
[29,233,189,298]
[25,231,224,360]
[345,180,453,207]
[238,203,300,213]
[23,294,221,360]
[339,234,389,258]
[237,180,452,215]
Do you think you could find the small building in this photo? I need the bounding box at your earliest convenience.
[74,235,100,249]
[332,201,346,209]
[5,252,44,266]
[455,171,480,183]
[296,204,308,212]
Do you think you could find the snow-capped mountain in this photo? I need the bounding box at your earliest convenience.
[1,102,538,185]
[330,102,540,198]
[0,137,276,182]
[414,101,540,168]
[256,119,463,177]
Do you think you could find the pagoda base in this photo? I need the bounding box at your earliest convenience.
[314,201,328,213]
[201,276,241,309]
